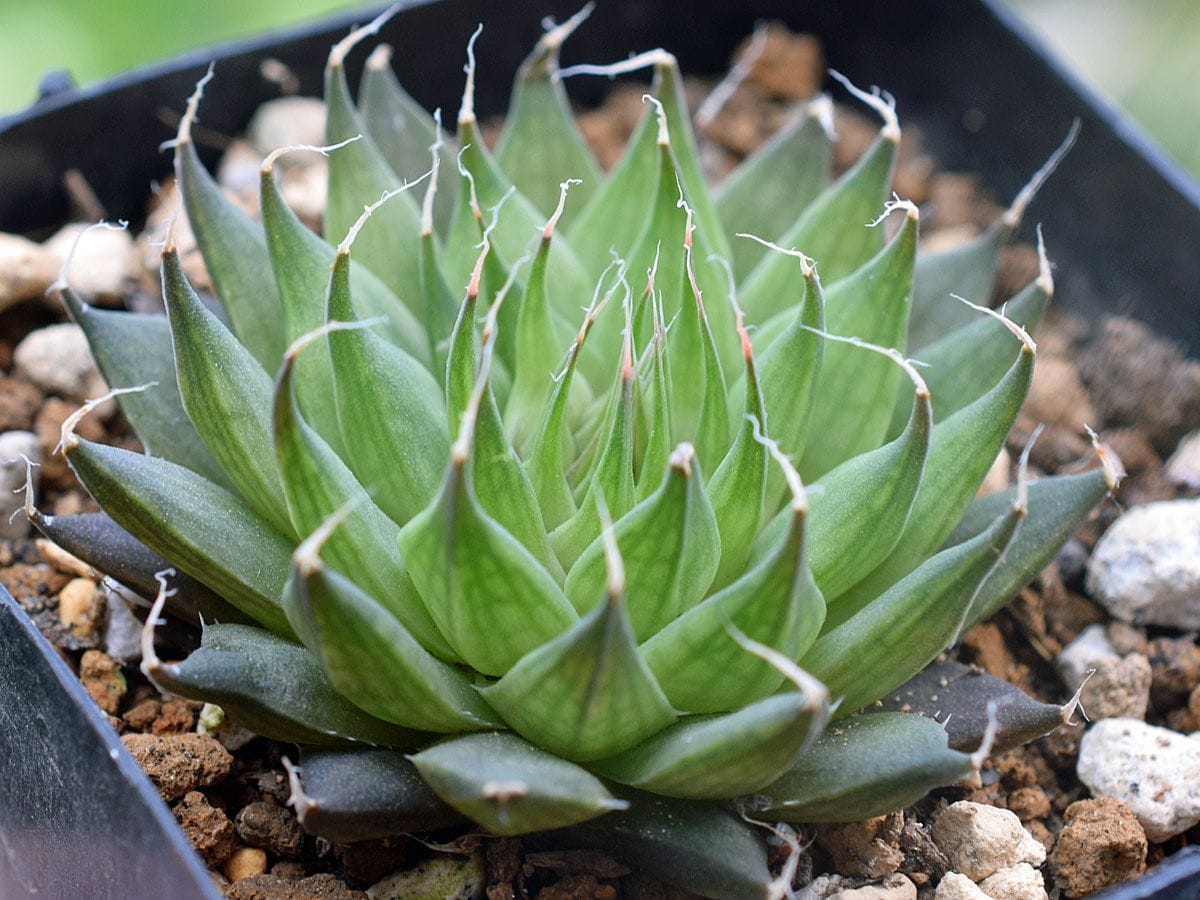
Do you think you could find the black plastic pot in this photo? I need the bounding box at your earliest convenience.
[1,2,1197,897]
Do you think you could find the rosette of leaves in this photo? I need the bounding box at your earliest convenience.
[38,9,1115,898]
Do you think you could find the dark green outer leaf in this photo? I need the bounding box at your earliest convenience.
[752,712,974,823]
[292,747,463,842]
[29,510,250,627]
[410,732,627,836]
[554,787,772,900]
[177,140,286,369]
[64,438,293,637]
[59,288,229,488]
[882,661,1066,755]
[149,623,423,747]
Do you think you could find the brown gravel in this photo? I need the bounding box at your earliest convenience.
[817,813,905,879]
[78,649,126,714]
[174,790,237,867]
[120,732,233,801]
[1050,798,1148,897]
[225,873,366,900]
[0,373,42,429]
[235,800,305,859]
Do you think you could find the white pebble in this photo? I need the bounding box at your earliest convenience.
[978,862,1047,899]
[1077,718,1200,842]
[13,323,106,401]
[935,873,988,899]
[1086,499,1200,630]
[1165,430,1200,490]
[931,802,1045,882]
[45,223,135,300]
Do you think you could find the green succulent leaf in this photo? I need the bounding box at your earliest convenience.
[495,7,601,220]
[800,203,918,477]
[410,732,627,835]
[479,569,677,761]
[909,221,1009,349]
[803,502,1023,713]
[551,332,638,569]
[324,52,425,310]
[706,330,768,590]
[63,436,293,637]
[954,467,1111,628]
[643,493,824,713]
[176,134,286,370]
[282,543,499,733]
[746,259,825,510]
[58,287,229,488]
[741,111,897,322]
[359,45,458,232]
[716,99,833,279]
[755,354,930,602]
[893,263,1050,434]
[833,337,1035,620]
[752,711,975,823]
[326,252,448,525]
[272,341,455,660]
[161,247,294,537]
[148,623,421,747]
[566,67,660,273]
[565,443,719,640]
[594,687,829,799]
[399,349,578,675]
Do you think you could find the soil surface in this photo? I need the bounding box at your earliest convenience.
[2,22,1199,900]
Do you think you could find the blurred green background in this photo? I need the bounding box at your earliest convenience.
[2,1,1197,178]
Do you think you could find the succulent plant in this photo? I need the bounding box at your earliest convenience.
[38,8,1119,897]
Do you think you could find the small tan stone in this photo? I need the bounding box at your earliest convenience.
[58,576,105,637]
[79,649,126,714]
[36,538,96,578]
[0,232,59,309]
[224,847,268,883]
